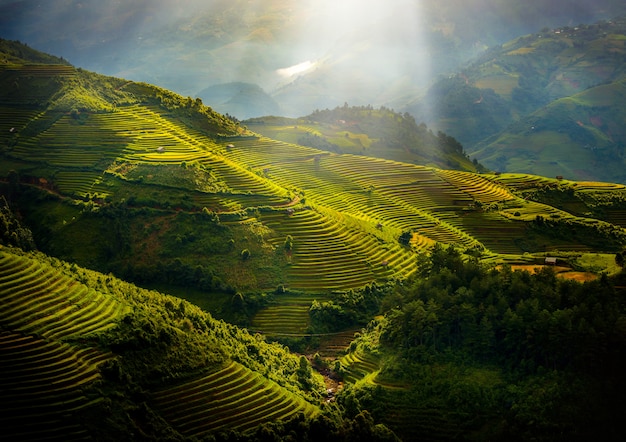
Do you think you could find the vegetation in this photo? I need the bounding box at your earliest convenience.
[0,194,35,250]
[3,38,626,440]
[0,245,325,438]
[410,15,626,183]
[247,104,480,172]
[339,244,626,441]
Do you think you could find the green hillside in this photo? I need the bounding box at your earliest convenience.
[474,78,626,182]
[0,245,327,440]
[408,15,626,182]
[247,105,479,171]
[3,39,626,329]
[2,38,626,442]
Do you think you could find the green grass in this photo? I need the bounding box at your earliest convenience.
[573,252,622,274]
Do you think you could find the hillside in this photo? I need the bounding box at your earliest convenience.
[3,39,626,324]
[246,105,479,171]
[408,15,626,183]
[196,82,282,120]
[3,36,626,442]
[0,244,341,440]
[473,78,626,182]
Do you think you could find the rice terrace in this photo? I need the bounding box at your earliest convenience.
[3,10,626,440]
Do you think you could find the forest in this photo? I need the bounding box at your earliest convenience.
[338,244,626,441]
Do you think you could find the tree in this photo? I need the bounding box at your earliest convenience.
[398,230,412,246]
[296,355,313,390]
[615,251,624,268]
[6,169,19,202]
[284,235,293,251]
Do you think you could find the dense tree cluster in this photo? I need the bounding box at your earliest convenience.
[345,243,626,440]
[0,195,35,250]
[200,410,399,442]
[382,244,625,374]
[309,283,390,333]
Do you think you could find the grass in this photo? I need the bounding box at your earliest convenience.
[573,252,622,275]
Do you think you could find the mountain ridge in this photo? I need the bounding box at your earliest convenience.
[409,15,626,182]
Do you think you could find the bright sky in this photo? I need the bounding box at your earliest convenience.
[274,0,430,84]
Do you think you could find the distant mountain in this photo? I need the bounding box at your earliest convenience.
[2,0,625,118]
[196,82,282,120]
[473,78,626,182]
[247,104,480,172]
[407,15,626,182]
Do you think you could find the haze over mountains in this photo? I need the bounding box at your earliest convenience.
[2,0,625,120]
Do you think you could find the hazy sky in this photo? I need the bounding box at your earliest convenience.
[1,0,624,116]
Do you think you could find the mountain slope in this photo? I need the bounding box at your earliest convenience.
[196,82,282,120]
[0,245,323,440]
[473,78,626,181]
[247,105,479,171]
[408,15,626,182]
[2,40,626,312]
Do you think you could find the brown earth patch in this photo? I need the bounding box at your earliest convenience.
[505,264,597,282]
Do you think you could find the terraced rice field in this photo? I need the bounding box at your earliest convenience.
[7,65,621,298]
[0,331,108,441]
[152,361,318,437]
[438,169,515,204]
[488,173,557,190]
[55,171,105,197]
[0,107,40,140]
[604,208,626,228]
[0,249,129,340]
[222,136,323,170]
[251,294,326,336]
[0,247,123,440]
[11,114,126,168]
[0,64,76,105]
[339,348,380,384]
[261,208,415,290]
[451,211,528,255]
[225,140,490,251]
[316,330,360,357]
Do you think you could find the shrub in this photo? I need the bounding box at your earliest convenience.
[284,235,293,251]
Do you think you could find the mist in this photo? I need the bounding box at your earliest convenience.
[1,0,625,118]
